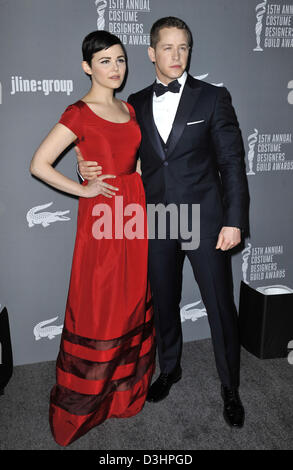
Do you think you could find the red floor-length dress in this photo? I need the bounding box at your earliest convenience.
[49,100,155,446]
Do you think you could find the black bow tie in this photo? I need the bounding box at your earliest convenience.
[153,79,181,97]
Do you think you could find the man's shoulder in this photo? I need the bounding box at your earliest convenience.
[127,75,228,106]
[188,75,225,95]
[128,83,154,104]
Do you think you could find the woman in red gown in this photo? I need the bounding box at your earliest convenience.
[30,31,155,446]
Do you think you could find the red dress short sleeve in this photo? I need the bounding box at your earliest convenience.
[58,104,82,141]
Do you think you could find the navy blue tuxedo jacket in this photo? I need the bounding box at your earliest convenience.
[128,74,249,239]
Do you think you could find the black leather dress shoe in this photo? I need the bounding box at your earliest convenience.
[147,367,182,403]
[221,385,245,428]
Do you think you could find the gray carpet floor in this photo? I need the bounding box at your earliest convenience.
[0,338,292,450]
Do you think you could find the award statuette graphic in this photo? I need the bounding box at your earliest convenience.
[288,80,293,105]
[253,0,267,51]
[241,243,252,284]
[247,129,258,175]
[95,0,107,30]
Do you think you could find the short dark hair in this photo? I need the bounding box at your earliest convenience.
[150,17,193,49]
[82,30,127,78]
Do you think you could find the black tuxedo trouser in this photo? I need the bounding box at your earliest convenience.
[148,236,241,389]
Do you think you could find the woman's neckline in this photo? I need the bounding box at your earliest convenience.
[79,99,131,124]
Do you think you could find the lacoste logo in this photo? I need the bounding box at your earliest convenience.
[26,202,70,227]
[180,301,207,323]
[33,316,63,340]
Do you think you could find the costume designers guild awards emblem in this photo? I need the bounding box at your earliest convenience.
[94,0,151,45]
[246,129,293,174]
[253,2,293,50]
[242,245,286,283]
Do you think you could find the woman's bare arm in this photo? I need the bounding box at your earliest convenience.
[30,123,86,197]
[30,123,119,199]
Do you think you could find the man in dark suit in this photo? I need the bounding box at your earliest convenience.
[77,17,249,428]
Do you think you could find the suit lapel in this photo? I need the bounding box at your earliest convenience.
[142,85,166,162]
[166,75,202,158]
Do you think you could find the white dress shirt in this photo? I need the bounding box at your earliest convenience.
[153,71,187,143]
